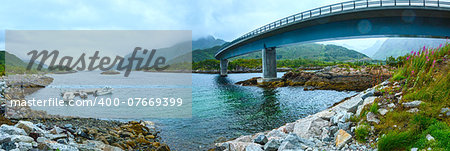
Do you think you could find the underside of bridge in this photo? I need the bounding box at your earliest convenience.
[216,7,450,78]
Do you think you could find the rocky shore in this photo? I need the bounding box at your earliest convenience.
[236,66,392,91]
[212,81,386,151]
[0,74,170,151]
[193,68,293,74]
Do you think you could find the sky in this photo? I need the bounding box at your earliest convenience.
[0,0,386,52]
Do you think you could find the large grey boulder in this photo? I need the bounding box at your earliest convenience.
[253,135,268,145]
[356,96,377,116]
[264,139,282,151]
[245,143,263,151]
[278,133,314,151]
[293,117,329,139]
[0,125,26,135]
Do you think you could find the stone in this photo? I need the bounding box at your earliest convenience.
[48,134,67,140]
[315,110,335,121]
[245,143,263,151]
[11,135,34,143]
[411,148,418,151]
[378,108,388,115]
[338,122,351,131]
[335,129,352,149]
[407,108,419,113]
[235,135,252,142]
[253,135,268,145]
[356,96,377,116]
[441,108,450,116]
[264,139,282,151]
[45,141,78,151]
[36,137,48,143]
[1,141,16,150]
[336,95,363,113]
[64,124,73,129]
[17,142,33,150]
[426,134,435,141]
[266,129,287,139]
[366,112,380,124]
[402,100,423,108]
[388,103,395,108]
[0,125,27,135]
[278,133,305,151]
[0,133,11,143]
[294,116,329,139]
[50,126,64,134]
[15,121,35,134]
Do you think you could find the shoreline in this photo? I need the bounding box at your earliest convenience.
[0,74,170,150]
[213,82,383,151]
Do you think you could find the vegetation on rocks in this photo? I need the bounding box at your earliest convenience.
[354,43,450,151]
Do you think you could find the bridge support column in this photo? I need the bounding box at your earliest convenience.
[262,47,277,79]
[220,59,228,77]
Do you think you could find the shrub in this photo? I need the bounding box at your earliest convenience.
[370,103,379,114]
[355,124,370,143]
[378,131,416,151]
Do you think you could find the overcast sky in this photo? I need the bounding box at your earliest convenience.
[0,0,385,51]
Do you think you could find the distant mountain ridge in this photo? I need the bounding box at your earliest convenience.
[370,38,447,60]
[192,36,226,50]
[192,43,370,62]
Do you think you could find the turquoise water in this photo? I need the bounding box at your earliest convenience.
[154,73,356,150]
[27,72,357,150]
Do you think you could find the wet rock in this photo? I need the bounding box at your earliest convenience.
[335,129,351,149]
[366,112,380,124]
[253,135,268,145]
[402,100,423,108]
[245,143,263,151]
[0,124,27,135]
[264,139,282,151]
[378,108,388,115]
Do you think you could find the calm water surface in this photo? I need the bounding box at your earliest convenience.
[27,72,357,150]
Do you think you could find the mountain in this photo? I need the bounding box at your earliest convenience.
[192,43,370,62]
[371,38,446,60]
[0,50,29,67]
[361,39,384,57]
[192,36,226,50]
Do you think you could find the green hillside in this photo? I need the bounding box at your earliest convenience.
[0,50,40,75]
[192,43,370,62]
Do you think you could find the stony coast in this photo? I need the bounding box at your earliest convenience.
[0,74,170,151]
[212,81,386,151]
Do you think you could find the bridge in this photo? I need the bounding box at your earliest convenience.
[215,0,450,79]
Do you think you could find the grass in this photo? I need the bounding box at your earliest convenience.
[355,124,370,143]
[375,43,450,151]
[370,103,379,114]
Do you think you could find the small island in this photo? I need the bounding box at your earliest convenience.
[100,70,120,75]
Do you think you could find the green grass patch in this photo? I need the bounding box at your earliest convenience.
[370,103,379,114]
[355,124,370,143]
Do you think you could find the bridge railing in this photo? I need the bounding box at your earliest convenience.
[217,0,450,57]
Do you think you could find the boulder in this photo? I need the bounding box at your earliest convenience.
[278,133,308,151]
[264,139,282,151]
[253,135,268,145]
[356,96,377,116]
[0,133,11,143]
[366,112,380,124]
[336,95,363,113]
[337,122,351,131]
[0,125,27,135]
[266,129,287,139]
[402,100,423,108]
[11,135,34,143]
[245,143,263,151]
[293,117,329,139]
[335,129,351,149]
[15,121,35,134]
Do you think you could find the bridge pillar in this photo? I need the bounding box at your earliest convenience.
[262,47,277,79]
[220,59,228,77]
